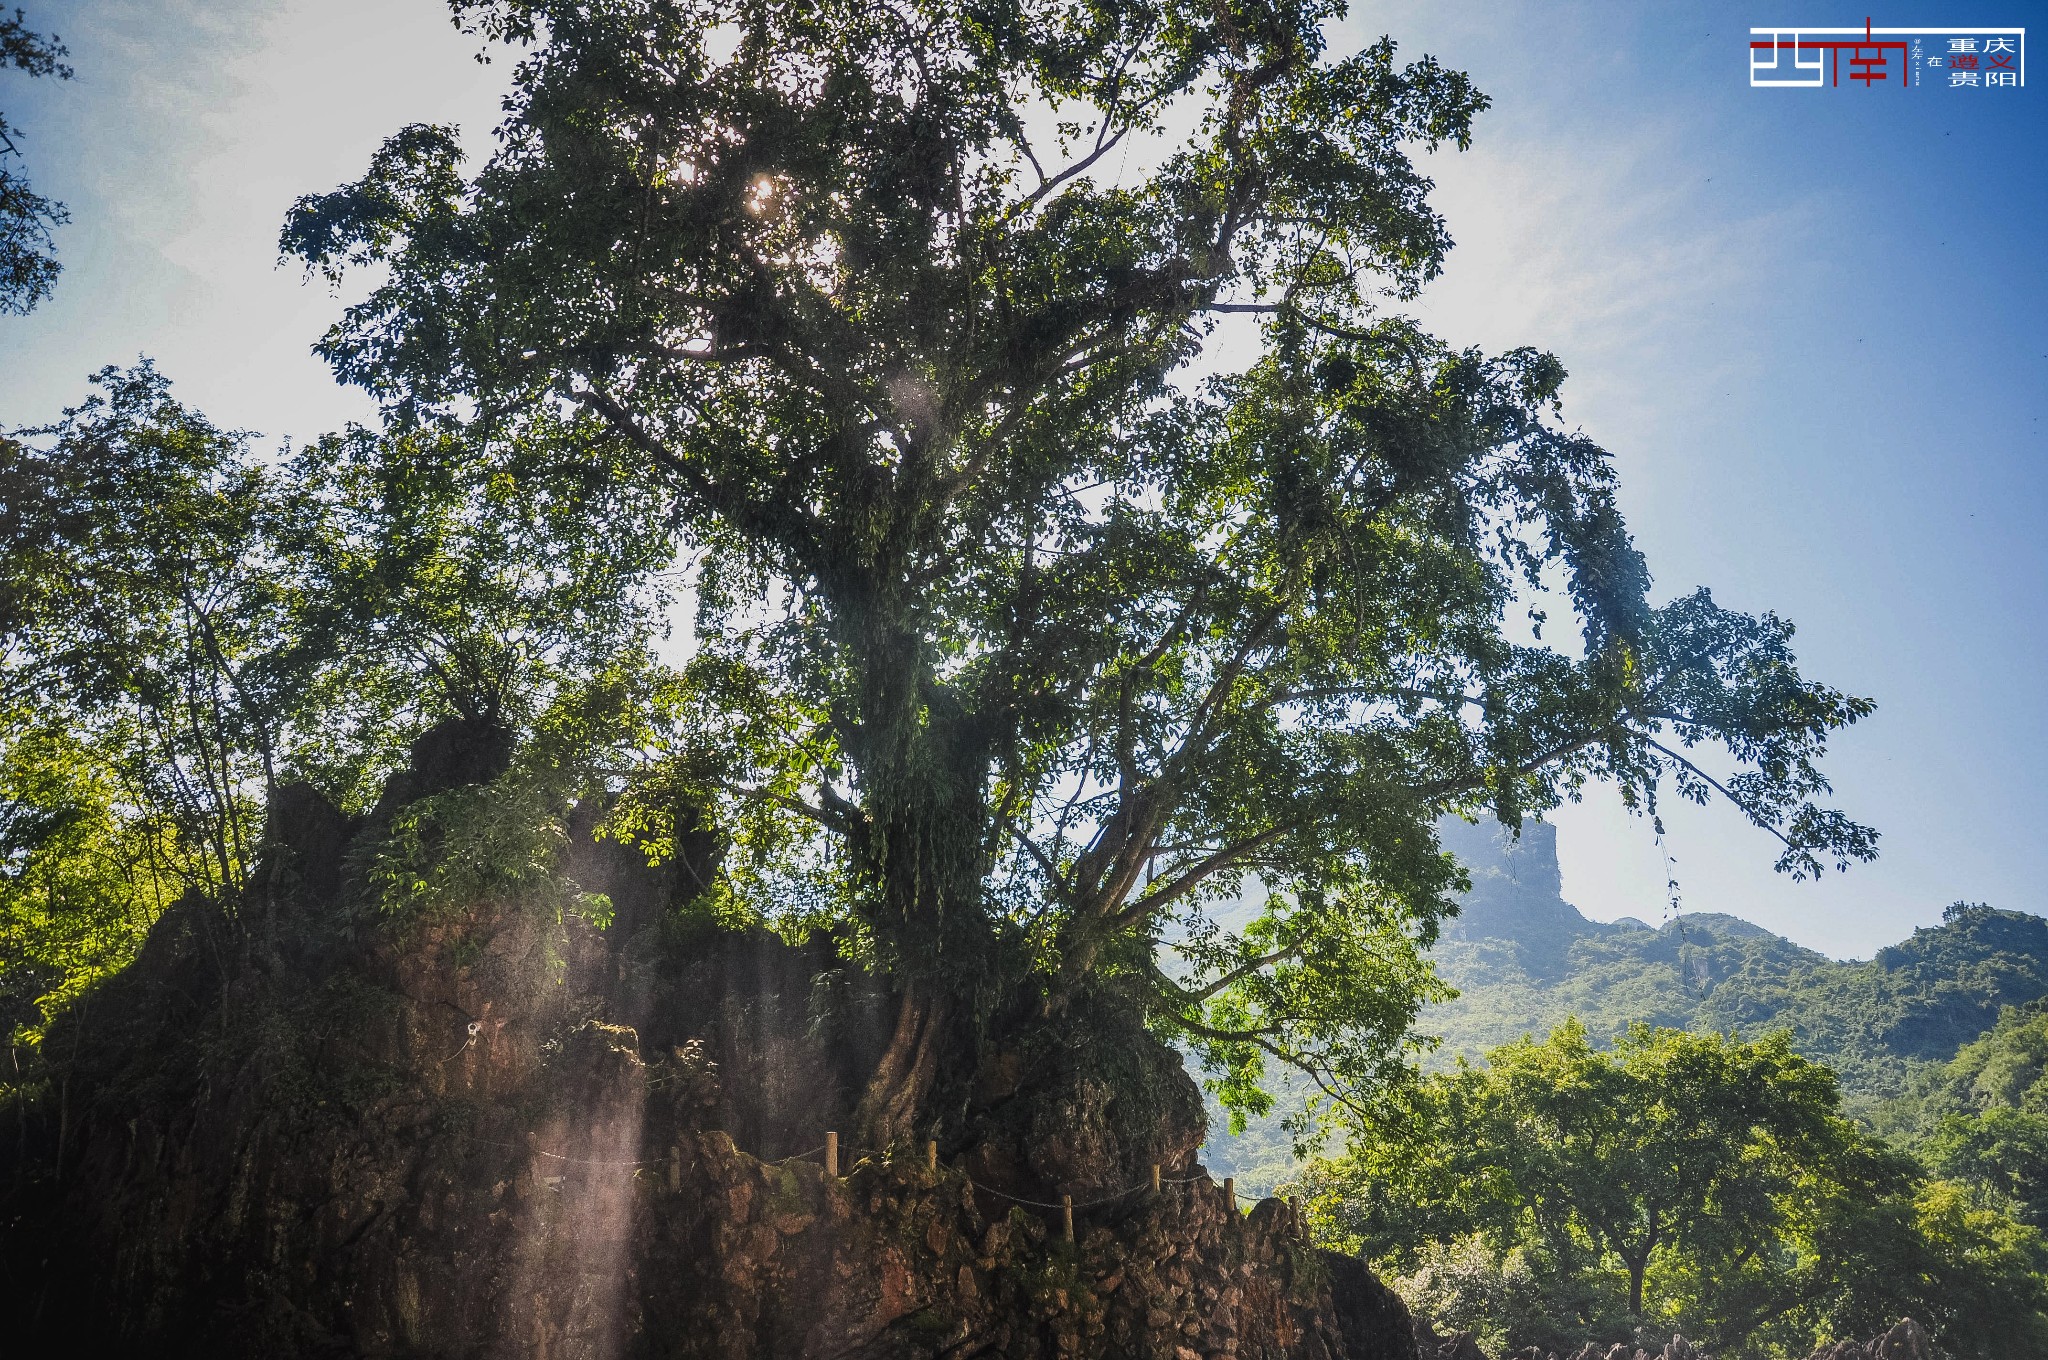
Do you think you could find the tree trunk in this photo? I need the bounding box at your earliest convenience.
[854,981,949,1148]
[835,608,991,1147]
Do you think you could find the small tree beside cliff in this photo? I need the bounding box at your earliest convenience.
[1304,1023,2048,1360]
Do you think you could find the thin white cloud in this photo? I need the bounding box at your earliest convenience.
[0,0,507,443]
[1406,118,1817,454]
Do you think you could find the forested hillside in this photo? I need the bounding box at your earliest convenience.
[1427,820,2048,1102]
[1874,1001,2048,1226]
[1197,827,2048,1356]
[1204,823,2048,1192]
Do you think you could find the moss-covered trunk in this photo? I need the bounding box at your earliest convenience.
[835,602,1003,1149]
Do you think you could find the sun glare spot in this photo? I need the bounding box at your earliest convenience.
[702,22,742,67]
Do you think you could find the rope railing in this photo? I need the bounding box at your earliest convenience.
[959,1176,1140,1212]
[768,1134,1296,1242]
[775,1142,830,1168]
[462,1128,1299,1244]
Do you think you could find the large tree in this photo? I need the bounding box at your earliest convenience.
[1305,1023,2048,1360]
[1310,1024,1900,1332]
[281,0,1875,1143]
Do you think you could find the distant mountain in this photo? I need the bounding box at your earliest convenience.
[1201,823,2048,1192]
[1426,820,2048,1102]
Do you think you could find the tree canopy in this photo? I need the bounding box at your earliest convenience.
[272,0,1877,1140]
[1304,1022,2048,1360]
[0,363,672,1049]
[1883,999,2048,1230]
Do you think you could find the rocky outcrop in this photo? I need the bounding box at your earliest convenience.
[1411,1316,1937,1360]
[1413,1334,1706,1360]
[638,1140,1370,1360]
[1412,1317,1490,1360]
[1547,1342,1705,1360]
[1805,1318,1934,1360]
[1,732,1417,1359]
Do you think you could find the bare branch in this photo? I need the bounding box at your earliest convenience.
[1013,125,1129,212]
[718,780,848,834]
[1642,738,1797,850]
[1112,821,1294,929]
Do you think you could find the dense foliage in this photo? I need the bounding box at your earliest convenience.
[1304,1023,2048,1360]
[1881,999,2048,1231]
[1207,833,2048,1353]
[0,363,672,1064]
[0,6,69,313]
[268,0,1875,1142]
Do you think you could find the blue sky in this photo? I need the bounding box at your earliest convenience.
[3,2,2043,958]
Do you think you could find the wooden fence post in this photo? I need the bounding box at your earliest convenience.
[1062,1194,1074,1243]
[825,1131,838,1178]
[1223,1176,1234,1208]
